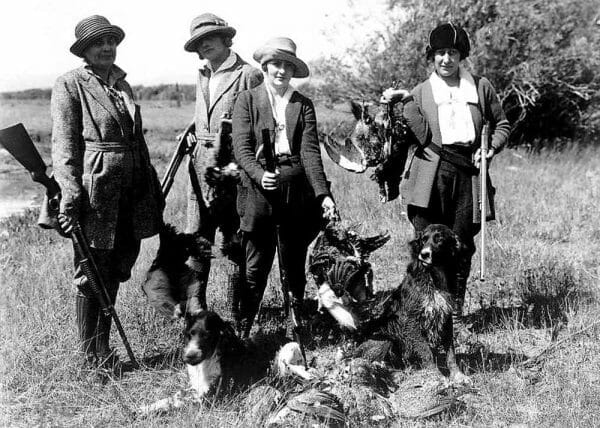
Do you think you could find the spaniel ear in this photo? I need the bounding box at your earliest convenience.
[409,231,423,259]
[350,100,363,120]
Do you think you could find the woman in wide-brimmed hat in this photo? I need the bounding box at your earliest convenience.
[53,15,164,371]
[381,22,511,325]
[232,37,337,337]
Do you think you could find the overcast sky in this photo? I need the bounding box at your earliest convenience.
[1,0,390,92]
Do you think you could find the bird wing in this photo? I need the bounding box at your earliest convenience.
[321,133,368,173]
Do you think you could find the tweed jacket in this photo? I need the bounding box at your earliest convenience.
[232,83,330,234]
[51,65,163,249]
[401,74,511,223]
[186,52,263,231]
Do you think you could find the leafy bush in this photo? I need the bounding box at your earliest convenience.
[310,0,600,148]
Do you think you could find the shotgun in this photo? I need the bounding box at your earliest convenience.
[0,123,139,367]
[161,121,196,197]
[479,123,490,282]
[261,129,309,369]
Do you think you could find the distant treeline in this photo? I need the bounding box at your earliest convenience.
[0,84,197,101]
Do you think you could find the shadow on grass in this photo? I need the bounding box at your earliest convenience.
[457,348,528,375]
[467,262,584,332]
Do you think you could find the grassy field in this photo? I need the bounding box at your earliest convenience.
[1,99,600,427]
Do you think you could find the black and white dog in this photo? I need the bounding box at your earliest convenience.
[138,310,312,415]
[319,224,470,383]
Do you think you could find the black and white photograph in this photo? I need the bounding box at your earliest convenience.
[1,0,599,426]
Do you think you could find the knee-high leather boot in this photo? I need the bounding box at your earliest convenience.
[224,260,242,324]
[95,282,119,369]
[76,294,99,365]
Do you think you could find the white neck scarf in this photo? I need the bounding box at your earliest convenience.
[430,67,478,145]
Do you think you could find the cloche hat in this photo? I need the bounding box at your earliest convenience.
[253,37,309,78]
[184,13,236,52]
[426,22,470,59]
[70,15,125,57]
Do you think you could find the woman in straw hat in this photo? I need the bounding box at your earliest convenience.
[232,37,337,337]
[181,13,263,319]
[381,23,510,326]
[53,15,164,371]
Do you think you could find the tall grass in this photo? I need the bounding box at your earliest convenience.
[1,100,600,426]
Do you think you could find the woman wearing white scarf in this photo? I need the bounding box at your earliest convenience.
[382,23,511,322]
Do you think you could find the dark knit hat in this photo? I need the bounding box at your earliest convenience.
[426,22,470,60]
[184,13,236,52]
[70,15,125,57]
[253,37,309,78]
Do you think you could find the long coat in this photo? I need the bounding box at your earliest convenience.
[51,66,163,249]
[186,52,263,232]
[232,83,330,236]
[401,75,511,223]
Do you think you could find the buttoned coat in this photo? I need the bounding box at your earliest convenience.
[232,83,330,235]
[186,52,263,232]
[51,66,163,249]
[400,75,511,223]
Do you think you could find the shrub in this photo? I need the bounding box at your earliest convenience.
[311,0,600,148]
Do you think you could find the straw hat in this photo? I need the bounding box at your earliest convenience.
[426,23,470,59]
[70,15,125,57]
[253,37,309,78]
[184,13,236,52]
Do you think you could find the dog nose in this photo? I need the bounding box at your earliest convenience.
[420,247,432,261]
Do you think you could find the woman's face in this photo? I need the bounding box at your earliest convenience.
[433,48,461,80]
[265,60,295,91]
[83,35,117,71]
[196,34,229,63]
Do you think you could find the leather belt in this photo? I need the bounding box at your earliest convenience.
[85,141,137,152]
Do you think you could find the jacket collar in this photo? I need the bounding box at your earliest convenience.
[254,83,301,152]
[77,65,132,133]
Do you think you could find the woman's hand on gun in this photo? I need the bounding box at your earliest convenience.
[57,212,76,236]
[261,170,280,190]
[474,147,495,168]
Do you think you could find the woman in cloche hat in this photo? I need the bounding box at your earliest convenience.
[180,13,263,322]
[232,37,337,337]
[53,15,164,371]
[381,23,510,333]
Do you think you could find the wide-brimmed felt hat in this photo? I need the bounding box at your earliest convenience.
[253,37,309,78]
[184,13,236,52]
[70,15,125,57]
[426,22,470,59]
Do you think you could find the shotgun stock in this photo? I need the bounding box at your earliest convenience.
[0,123,139,367]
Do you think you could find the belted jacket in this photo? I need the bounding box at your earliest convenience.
[51,65,163,249]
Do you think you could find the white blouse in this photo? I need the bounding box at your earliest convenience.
[265,84,295,155]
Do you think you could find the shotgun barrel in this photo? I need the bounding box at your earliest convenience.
[161,121,196,197]
[479,123,490,282]
[261,129,309,369]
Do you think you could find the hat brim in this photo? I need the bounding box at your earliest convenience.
[184,26,236,52]
[253,49,309,79]
[70,26,125,57]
